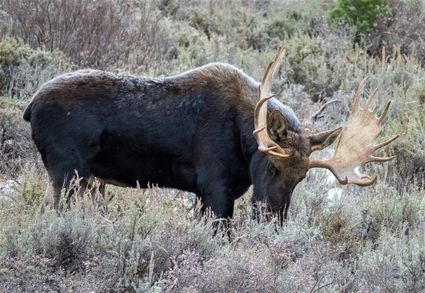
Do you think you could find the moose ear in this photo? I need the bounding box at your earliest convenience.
[267,110,289,141]
[309,127,342,152]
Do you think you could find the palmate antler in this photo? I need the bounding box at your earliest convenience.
[308,78,399,186]
[253,47,289,158]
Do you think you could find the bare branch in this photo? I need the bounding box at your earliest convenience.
[311,99,342,121]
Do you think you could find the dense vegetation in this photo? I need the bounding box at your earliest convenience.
[0,0,424,291]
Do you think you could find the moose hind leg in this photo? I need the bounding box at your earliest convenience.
[45,153,92,210]
[39,180,63,213]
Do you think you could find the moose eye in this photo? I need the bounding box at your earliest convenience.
[268,165,278,177]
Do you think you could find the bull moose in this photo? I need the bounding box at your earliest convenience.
[23,48,397,220]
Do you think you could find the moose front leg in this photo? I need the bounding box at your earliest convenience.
[198,183,235,220]
[196,168,235,220]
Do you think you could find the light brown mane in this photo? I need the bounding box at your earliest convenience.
[166,62,260,105]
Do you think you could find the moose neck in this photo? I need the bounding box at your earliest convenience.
[242,114,261,164]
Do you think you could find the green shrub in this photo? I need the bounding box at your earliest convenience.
[266,1,325,40]
[0,98,37,177]
[365,0,425,65]
[31,210,97,270]
[0,37,72,98]
[327,0,391,34]
[355,231,425,291]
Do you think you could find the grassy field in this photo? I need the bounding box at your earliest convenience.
[0,0,424,292]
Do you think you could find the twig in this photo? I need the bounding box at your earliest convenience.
[311,99,341,121]
[310,274,335,293]
[312,278,335,293]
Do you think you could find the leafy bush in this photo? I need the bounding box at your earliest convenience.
[0,98,37,177]
[327,0,391,34]
[365,0,425,65]
[355,231,425,292]
[266,1,325,40]
[0,37,72,97]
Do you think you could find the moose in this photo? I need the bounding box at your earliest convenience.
[23,48,397,221]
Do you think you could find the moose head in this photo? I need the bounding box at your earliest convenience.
[250,48,398,220]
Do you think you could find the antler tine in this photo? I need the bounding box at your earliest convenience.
[367,155,396,163]
[365,88,378,110]
[253,94,275,133]
[353,77,368,110]
[354,175,377,187]
[308,78,398,187]
[378,101,391,123]
[373,135,399,151]
[261,47,285,95]
[325,165,378,187]
[253,47,289,158]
